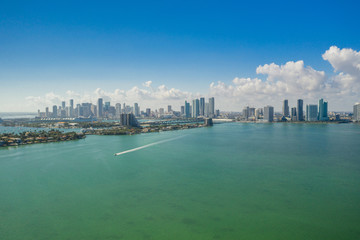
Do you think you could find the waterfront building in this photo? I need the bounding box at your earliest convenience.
[243,106,250,120]
[134,103,140,117]
[318,98,329,121]
[263,106,274,122]
[146,108,151,117]
[209,97,215,117]
[255,108,263,119]
[181,106,185,116]
[115,103,121,119]
[200,97,205,116]
[297,99,304,121]
[120,113,139,127]
[167,105,172,113]
[185,101,191,118]
[70,99,74,117]
[97,98,103,117]
[353,103,360,121]
[192,99,200,118]
[306,104,318,121]
[283,99,289,117]
[215,109,220,117]
[291,107,297,121]
[52,105,58,118]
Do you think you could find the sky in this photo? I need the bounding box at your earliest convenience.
[1,0,360,112]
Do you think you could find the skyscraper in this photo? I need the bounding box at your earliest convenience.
[185,101,191,118]
[181,106,185,116]
[62,101,66,109]
[318,98,329,121]
[297,99,304,121]
[306,104,318,121]
[52,105,58,118]
[115,103,121,119]
[209,97,215,117]
[199,97,205,116]
[70,99,74,117]
[291,107,297,121]
[167,105,172,113]
[263,106,274,122]
[192,99,200,118]
[283,99,289,117]
[97,98,103,117]
[134,103,140,117]
[353,103,360,121]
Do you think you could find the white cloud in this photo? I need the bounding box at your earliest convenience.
[25,46,360,112]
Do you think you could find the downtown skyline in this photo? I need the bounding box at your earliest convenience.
[1,1,360,112]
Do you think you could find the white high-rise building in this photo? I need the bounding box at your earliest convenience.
[263,106,274,122]
[353,103,360,121]
[306,104,318,121]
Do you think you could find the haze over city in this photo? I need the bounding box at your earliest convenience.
[1,1,359,112]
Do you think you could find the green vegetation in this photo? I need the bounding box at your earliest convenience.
[0,130,85,147]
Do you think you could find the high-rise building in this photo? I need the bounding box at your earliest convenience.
[159,108,165,115]
[120,113,139,127]
[209,97,215,117]
[306,104,318,121]
[283,99,289,117]
[318,98,329,121]
[291,107,297,121]
[134,103,140,117]
[192,99,200,118]
[243,106,250,120]
[45,107,49,117]
[62,101,66,109]
[70,99,74,117]
[181,106,185,116]
[199,97,205,116]
[185,101,191,118]
[167,105,172,113]
[146,108,151,117]
[97,98,103,117]
[297,99,304,121]
[263,106,274,122]
[353,103,360,121]
[52,105,58,118]
[115,103,121,119]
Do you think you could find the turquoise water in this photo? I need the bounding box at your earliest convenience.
[1,123,360,239]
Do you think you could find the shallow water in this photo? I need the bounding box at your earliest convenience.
[1,123,360,239]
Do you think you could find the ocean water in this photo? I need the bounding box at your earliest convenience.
[0,123,360,240]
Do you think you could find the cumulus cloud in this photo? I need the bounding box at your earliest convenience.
[26,46,360,112]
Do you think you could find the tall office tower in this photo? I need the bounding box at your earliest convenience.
[209,97,215,117]
[353,103,360,121]
[249,108,255,117]
[263,106,274,122]
[297,99,304,121]
[159,108,165,116]
[181,106,185,116]
[243,106,250,120]
[291,107,297,121]
[255,108,262,119]
[122,103,126,113]
[283,99,289,117]
[91,105,97,117]
[306,104,318,121]
[104,102,110,111]
[82,103,92,117]
[192,99,200,118]
[185,101,191,118]
[61,101,66,109]
[204,102,209,117]
[167,105,172,113]
[318,98,329,121]
[70,99,74,117]
[97,98,103,117]
[146,108,151,117]
[76,104,81,117]
[120,113,139,127]
[45,107,49,117]
[134,103,140,117]
[215,109,220,117]
[115,103,121,119]
[60,109,66,118]
[199,97,205,116]
[52,105,58,118]
[65,107,70,117]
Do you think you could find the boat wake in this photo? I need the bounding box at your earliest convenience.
[114,135,185,156]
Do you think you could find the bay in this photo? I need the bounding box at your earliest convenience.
[0,123,360,239]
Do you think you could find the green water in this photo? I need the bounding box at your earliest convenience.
[1,123,360,240]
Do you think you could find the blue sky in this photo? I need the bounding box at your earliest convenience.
[1,0,360,111]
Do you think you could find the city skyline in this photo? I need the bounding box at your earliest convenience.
[1,1,360,112]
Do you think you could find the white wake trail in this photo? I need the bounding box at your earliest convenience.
[114,135,185,156]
